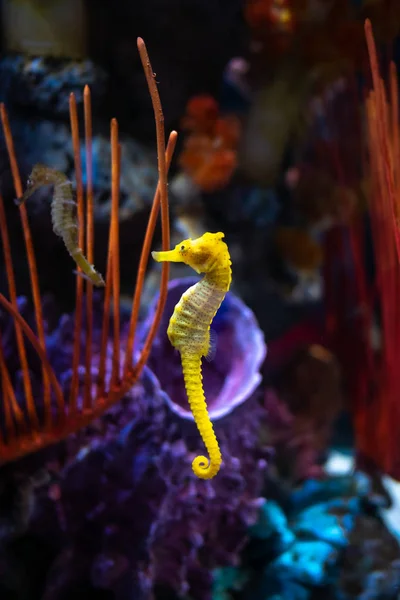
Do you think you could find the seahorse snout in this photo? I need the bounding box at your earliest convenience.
[151,249,182,263]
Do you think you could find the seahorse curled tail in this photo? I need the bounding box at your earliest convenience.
[181,353,222,479]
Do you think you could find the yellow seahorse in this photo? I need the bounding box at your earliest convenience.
[152,231,232,479]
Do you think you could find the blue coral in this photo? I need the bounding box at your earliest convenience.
[213,473,400,600]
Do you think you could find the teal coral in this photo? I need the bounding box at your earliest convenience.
[212,473,400,600]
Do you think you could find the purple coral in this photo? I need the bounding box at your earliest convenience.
[36,378,268,600]
[0,291,270,600]
[144,394,269,598]
[141,276,266,420]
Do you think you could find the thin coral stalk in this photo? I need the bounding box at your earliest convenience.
[0,331,27,439]
[97,123,117,399]
[0,38,176,465]
[0,338,18,444]
[0,294,65,418]
[131,38,171,378]
[123,130,177,380]
[0,192,36,429]
[84,85,94,411]
[0,107,51,428]
[0,107,51,418]
[69,92,86,414]
[111,119,121,388]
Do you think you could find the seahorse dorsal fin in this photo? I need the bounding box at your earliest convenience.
[205,329,218,362]
[73,269,93,284]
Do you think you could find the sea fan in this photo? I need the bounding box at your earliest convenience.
[0,39,174,465]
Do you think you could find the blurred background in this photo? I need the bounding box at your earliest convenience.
[0,1,400,599]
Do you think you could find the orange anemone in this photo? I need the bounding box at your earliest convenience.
[178,96,241,193]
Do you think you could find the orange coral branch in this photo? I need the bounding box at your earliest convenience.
[0,191,38,430]
[0,293,65,418]
[132,38,171,380]
[0,37,172,465]
[0,105,50,429]
[84,85,94,410]
[97,255,112,399]
[69,93,85,413]
[0,331,27,443]
[97,122,122,399]
[0,340,17,444]
[111,119,121,388]
[123,130,177,378]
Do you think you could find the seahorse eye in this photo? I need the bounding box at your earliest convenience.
[181,245,185,251]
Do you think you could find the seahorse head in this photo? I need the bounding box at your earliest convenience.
[16,164,62,206]
[152,231,226,273]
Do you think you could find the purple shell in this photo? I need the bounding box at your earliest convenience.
[140,277,266,420]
